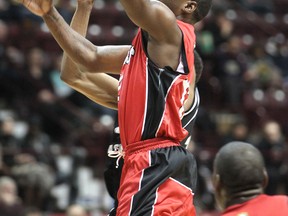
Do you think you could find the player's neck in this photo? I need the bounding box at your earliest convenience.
[225,187,264,208]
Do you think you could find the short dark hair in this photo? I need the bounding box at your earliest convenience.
[214,142,266,194]
[192,0,212,23]
[194,50,203,83]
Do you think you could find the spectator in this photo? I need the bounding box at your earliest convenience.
[11,153,54,210]
[212,141,288,215]
[215,36,247,111]
[220,121,250,146]
[0,176,24,216]
[257,121,287,194]
[244,44,282,90]
[24,207,43,216]
[66,204,88,216]
[0,115,21,168]
[21,117,52,165]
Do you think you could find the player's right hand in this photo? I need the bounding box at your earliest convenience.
[20,0,53,17]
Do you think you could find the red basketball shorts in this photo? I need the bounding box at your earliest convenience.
[116,138,197,216]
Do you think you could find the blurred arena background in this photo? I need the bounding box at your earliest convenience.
[0,0,287,215]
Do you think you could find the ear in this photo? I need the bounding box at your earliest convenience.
[212,173,221,191]
[212,173,226,210]
[183,0,197,14]
[262,168,269,189]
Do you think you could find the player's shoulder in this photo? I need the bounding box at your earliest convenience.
[268,194,288,204]
[259,194,288,210]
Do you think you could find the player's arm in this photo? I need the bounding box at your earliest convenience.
[66,73,119,109]
[119,0,197,70]
[20,0,129,73]
[120,0,180,42]
[61,0,118,109]
[120,0,196,42]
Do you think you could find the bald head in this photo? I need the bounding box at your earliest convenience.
[214,142,266,193]
[213,142,268,209]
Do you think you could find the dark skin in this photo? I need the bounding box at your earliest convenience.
[19,0,197,72]
[60,0,119,109]
[212,142,269,210]
[19,0,198,110]
[58,0,199,110]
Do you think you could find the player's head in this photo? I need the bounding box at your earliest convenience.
[190,0,212,24]
[163,0,212,24]
[212,141,268,210]
[194,50,203,83]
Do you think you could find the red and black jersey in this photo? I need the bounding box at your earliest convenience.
[104,87,200,203]
[222,194,288,216]
[118,20,196,149]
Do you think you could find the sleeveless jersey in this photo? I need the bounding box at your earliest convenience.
[104,90,200,215]
[118,20,196,148]
[222,194,288,216]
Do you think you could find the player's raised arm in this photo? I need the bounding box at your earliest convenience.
[61,0,94,81]
[61,0,118,109]
[20,0,129,73]
[119,0,196,42]
[120,0,176,41]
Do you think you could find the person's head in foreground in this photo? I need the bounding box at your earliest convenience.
[212,141,268,210]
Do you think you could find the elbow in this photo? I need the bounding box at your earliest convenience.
[60,69,70,83]
[60,69,78,87]
[60,63,72,84]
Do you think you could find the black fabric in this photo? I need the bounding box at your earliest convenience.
[180,88,200,147]
[105,89,199,214]
[129,146,197,215]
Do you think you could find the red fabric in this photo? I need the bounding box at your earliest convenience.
[117,20,196,216]
[222,194,288,216]
[153,178,196,216]
[116,142,196,216]
[116,150,150,215]
[118,20,196,148]
[125,137,180,156]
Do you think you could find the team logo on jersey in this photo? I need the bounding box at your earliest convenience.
[124,46,135,65]
[238,213,249,216]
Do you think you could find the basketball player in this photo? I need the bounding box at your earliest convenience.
[104,51,203,215]
[20,0,212,214]
[60,2,203,212]
[58,1,203,214]
[213,141,288,216]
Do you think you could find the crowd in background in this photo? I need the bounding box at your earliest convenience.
[0,0,287,215]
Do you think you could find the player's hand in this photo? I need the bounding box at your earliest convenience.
[20,0,53,17]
